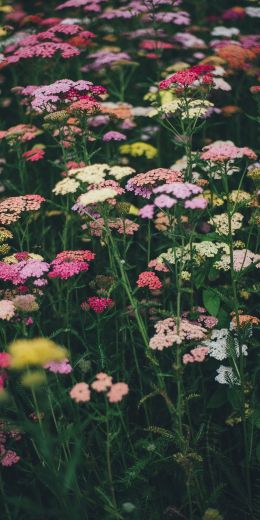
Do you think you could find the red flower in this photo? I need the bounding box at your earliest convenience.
[159,65,214,90]
[22,149,45,162]
[137,271,162,291]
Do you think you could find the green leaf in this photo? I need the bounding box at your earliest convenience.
[256,444,260,463]
[227,388,242,411]
[194,270,206,289]
[208,268,219,282]
[252,411,260,429]
[207,388,227,409]
[203,288,221,317]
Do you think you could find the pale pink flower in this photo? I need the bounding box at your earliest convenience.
[91,372,113,392]
[183,346,209,364]
[107,382,129,403]
[0,300,15,321]
[70,382,90,402]
[201,141,256,162]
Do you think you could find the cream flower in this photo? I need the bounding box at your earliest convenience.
[53,178,80,196]
[78,188,118,206]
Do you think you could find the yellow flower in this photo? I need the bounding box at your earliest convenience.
[0,243,10,256]
[159,91,175,105]
[0,7,13,13]
[8,338,68,369]
[203,190,224,207]
[3,253,43,264]
[129,204,139,216]
[229,189,251,205]
[0,227,13,243]
[120,142,157,159]
[21,370,47,388]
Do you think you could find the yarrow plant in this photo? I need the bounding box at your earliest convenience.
[0,1,259,520]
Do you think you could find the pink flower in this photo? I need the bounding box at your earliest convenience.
[86,296,114,313]
[137,271,162,290]
[201,141,257,162]
[22,149,45,162]
[126,168,183,199]
[0,449,20,467]
[0,300,16,321]
[49,250,95,280]
[70,382,90,403]
[102,131,127,142]
[154,194,177,208]
[107,382,129,403]
[184,197,208,209]
[183,347,209,364]
[149,318,207,350]
[0,353,11,368]
[91,372,113,392]
[159,65,214,90]
[139,204,155,219]
[44,358,72,374]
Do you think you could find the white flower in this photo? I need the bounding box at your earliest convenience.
[209,212,243,236]
[109,166,135,180]
[245,7,260,17]
[215,366,239,385]
[212,78,232,91]
[78,188,118,206]
[69,163,108,184]
[203,328,248,360]
[52,178,80,195]
[211,26,240,37]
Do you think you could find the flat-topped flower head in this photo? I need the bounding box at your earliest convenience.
[8,338,68,369]
[77,187,118,206]
[48,250,95,280]
[201,140,256,162]
[22,79,107,113]
[137,271,162,290]
[0,195,45,225]
[159,65,214,90]
[126,168,183,198]
[86,296,114,313]
[149,317,207,350]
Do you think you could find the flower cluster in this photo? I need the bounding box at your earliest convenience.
[8,338,68,369]
[70,373,129,403]
[22,79,107,113]
[159,65,214,90]
[209,212,243,236]
[183,346,209,364]
[126,168,183,198]
[0,420,21,467]
[201,140,257,162]
[0,195,45,225]
[83,296,114,313]
[48,250,95,280]
[88,218,139,237]
[149,317,207,350]
[137,271,162,291]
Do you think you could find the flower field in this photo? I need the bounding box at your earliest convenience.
[0,0,259,518]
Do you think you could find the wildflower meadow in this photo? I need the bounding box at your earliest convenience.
[0,0,259,519]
